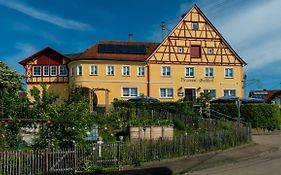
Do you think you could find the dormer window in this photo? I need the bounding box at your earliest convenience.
[33,66,41,76]
[192,22,199,30]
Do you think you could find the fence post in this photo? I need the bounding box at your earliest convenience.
[74,145,77,172]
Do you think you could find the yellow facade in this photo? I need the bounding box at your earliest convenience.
[21,5,246,106]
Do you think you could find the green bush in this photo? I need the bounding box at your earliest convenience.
[113,100,194,115]
[211,103,281,130]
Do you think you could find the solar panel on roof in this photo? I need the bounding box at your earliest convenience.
[98,44,147,54]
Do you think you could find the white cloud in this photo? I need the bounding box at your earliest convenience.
[216,0,281,71]
[0,0,92,31]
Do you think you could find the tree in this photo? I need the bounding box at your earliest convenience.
[0,61,24,118]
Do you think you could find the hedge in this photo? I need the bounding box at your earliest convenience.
[211,103,281,130]
[113,100,194,115]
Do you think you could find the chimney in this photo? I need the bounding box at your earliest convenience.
[128,34,133,42]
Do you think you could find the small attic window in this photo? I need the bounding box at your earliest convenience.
[192,23,199,30]
[178,47,183,53]
[207,48,213,54]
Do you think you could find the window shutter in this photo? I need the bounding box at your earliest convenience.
[190,46,201,58]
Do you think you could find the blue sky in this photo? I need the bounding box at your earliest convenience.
[1,0,281,95]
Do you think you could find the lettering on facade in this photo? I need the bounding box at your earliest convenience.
[181,78,214,83]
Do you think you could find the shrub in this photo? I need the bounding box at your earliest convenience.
[211,103,281,130]
[113,100,194,115]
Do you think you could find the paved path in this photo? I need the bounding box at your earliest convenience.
[185,133,281,175]
[117,132,281,175]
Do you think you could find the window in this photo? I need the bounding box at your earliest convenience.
[161,66,171,77]
[70,67,74,76]
[33,66,41,76]
[43,66,49,76]
[178,47,183,53]
[106,65,114,75]
[205,67,214,77]
[191,22,199,30]
[160,88,174,98]
[225,68,234,78]
[122,66,130,76]
[59,65,67,76]
[137,66,145,76]
[90,65,98,75]
[185,67,194,77]
[224,90,236,97]
[50,66,57,76]
[122,87,138,97]
[207,48,213,54]
[77,65,83,75]
[203,89,216,99]
[190,45,201,58]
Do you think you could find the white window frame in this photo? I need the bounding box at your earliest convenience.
[203,89,216,99]
[43,66,49,76]
[89,65,98,75]
[161,66,171,77]
[106,65,115,76]
[50,66,57,76]
[185,67,195,77]
[59,65,67,76]
[122,65,130,76]
[122,87,138,97]
[224,89,236,97]
[192,22,199,30]
[70,67,74,76]
[137,66,145,76]
[77,65,83,76]
[159,88,174,98]
[225,68,234,78]
[205,67,214,77]
[32,66,41,76]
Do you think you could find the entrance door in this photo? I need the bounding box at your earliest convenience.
[185,88,196,102]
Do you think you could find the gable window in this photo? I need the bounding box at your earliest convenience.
[207,48,213,54]
[43,66,49,76]
[205,67,214,77]
[160,88,174,98]
[122,87,138,97]
[137,66,145,76]
[178,47,183,53]
[70,67,74,76]
[203,89,216,99]
[33,66,41,76]
[90,65,98,75]
[77,65,83,76]
[225,68,234,78]
[122,66,130,76]
[161,66,171,77]
[50,66,57,76]
[190,45,201,58]
[106,65,114,75]
[191,22,199,30]
[185,67,194,77]
[59,65,67,76]
[224,89,236,97]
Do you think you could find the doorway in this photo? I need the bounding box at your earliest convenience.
[185,88,196,102]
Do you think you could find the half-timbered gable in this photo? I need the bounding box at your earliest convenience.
[20,47,69,84]
[147,5,247,66]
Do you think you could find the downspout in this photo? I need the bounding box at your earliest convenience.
[147,63,150,96]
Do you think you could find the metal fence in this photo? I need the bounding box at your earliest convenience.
[0,126,250,174]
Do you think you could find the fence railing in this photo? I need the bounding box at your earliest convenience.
[0,126,251,174]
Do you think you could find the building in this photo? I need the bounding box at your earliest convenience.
[249,90,281,108]
[19,4,247,108]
